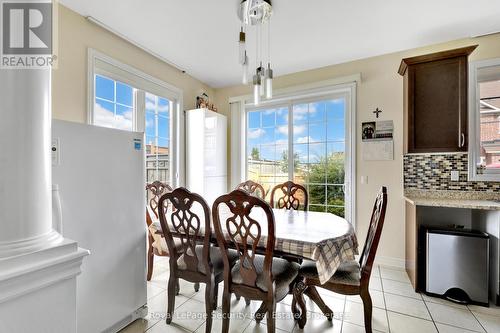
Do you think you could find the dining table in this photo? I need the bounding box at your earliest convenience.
[148,205,359,320]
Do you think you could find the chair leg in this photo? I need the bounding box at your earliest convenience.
[255,302,267,323]
[194,282,200,292]
[213,283,219,309]
[221,288,231,333]
[266,301,277,333]
[360,290,373,333]
[146,237,154,281]
[204,280,214,333]
[166,275,177,324]
[175,279,180,296]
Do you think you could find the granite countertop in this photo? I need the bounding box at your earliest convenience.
[404,189,500,210]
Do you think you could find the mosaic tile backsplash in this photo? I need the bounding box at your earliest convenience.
[403,153,500,192]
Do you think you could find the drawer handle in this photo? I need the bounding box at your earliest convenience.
[460,133,465,147]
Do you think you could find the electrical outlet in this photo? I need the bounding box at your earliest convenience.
[451,170,459,181]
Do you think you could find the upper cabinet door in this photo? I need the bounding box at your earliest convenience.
[400,46,477,153]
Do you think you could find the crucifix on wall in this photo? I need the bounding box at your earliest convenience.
[373,108,382,118]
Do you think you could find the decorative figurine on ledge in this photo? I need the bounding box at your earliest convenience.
[196,93,217,112]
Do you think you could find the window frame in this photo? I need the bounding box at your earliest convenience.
[230,76,358,226]
[87,49,184,187]
[246,95,350,216]
[468,58,500,181]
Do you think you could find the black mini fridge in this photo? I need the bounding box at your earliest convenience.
[426,228,489,306]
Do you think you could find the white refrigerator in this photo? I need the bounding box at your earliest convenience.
[185,108,227,205]
[52,120,147,333]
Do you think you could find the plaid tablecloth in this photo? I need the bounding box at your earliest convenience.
[150,206,358,285]
[275,233,359,284]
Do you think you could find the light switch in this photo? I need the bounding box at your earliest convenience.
[451,170,459,181]
[361,176,368,184]
[51,138,60,166]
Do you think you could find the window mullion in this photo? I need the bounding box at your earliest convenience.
[135,90,145,133]
[288,102,293,181]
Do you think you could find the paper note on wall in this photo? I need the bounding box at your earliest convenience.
[363,139,394,161]
[362,120,394,161]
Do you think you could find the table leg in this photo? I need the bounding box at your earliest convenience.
[304,286,334,321]
[292,276,308,329]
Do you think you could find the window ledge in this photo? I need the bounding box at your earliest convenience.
[468,172,500,182]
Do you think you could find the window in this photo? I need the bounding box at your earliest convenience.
[94,75,135,131]
[247,97,348,217]
[89,49,183,187]
[247,107,289,195]
[145,93,172,184]
[469,58,500,181]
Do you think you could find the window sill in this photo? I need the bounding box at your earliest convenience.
[468,172,500,182]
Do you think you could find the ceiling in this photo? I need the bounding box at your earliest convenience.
[60,0,500,88]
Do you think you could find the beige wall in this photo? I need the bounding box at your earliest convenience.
[213,33,500,264]
[52,4,213,123]
[52,3,500,263]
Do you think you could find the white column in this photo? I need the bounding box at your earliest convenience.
[0,68,62,258]
[0,68,88,333]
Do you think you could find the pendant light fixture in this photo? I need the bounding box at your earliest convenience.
[242,51,249,84]
[238,27,246,65]
[237,0,273,105]
[265,62,273,99]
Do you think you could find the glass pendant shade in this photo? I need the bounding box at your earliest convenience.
[238,29,246,65]
[253,74,261,105]
[257,63,265,97]
[265,63,273,99]
[242,53,249,84]
[265,77,273,99]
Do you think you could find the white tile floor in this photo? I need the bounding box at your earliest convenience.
[120,257,500,333]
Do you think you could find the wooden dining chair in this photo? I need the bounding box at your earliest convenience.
[270,181,308,211]
[145,181,173,281]
[158,187,239,333]
[212,189,300,333]
[235,180,266,200]
[292,186,388,332]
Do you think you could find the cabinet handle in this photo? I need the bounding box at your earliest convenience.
[460,133,465,147]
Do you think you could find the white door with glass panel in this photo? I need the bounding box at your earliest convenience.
[246,97,349,218]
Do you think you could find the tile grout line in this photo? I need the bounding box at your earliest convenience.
[144,319,161,333]
[339,291,347,333]
[420,297,439,332]
[385,309,435,323]
[467,306,488,333]
[423,297,489,333]
[379,265,392,333]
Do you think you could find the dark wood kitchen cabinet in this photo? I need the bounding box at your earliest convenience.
[399,45,477,153]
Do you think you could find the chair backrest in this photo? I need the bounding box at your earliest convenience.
[359,186,388,283]
[146,181,173,219]
[212,189,276,292]
[235,180,266,200]
[158,187,212,274]
[270,181,308,211]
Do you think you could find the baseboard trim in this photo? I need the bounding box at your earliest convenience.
[375,256,406,269]
[103,304,148,333]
